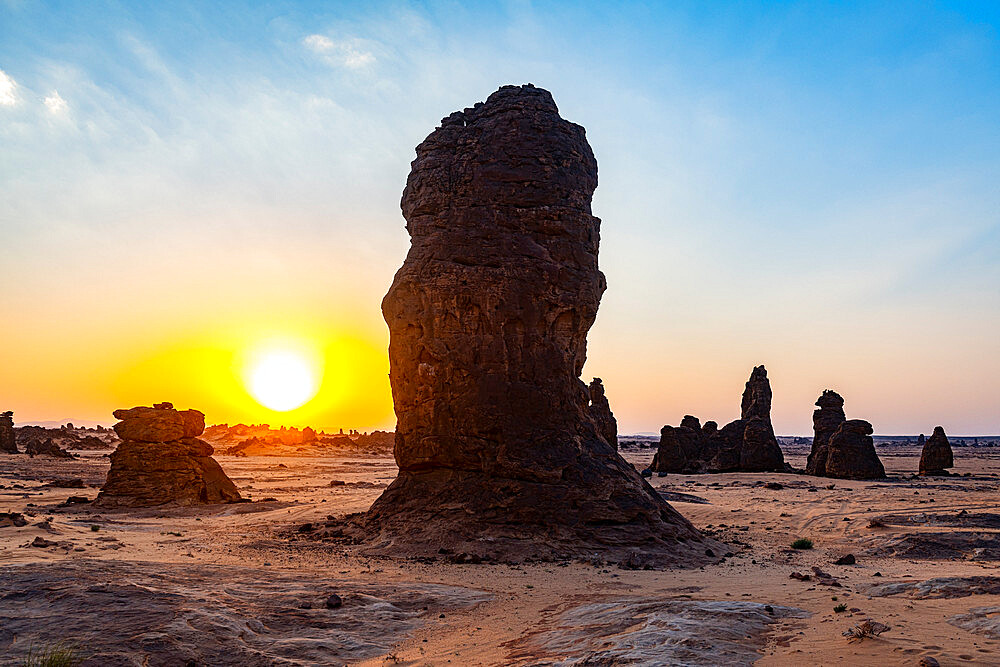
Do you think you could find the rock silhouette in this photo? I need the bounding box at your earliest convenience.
[362,84,711,565]
[96,403,241,507]
[24,438,74,458]
[919,426,954,476]
[824,419,885,480]
[806,390,846,476]
[0,411,16,454]
[588,378,618,448]
[648,366,785,474]
[805,392,884,479]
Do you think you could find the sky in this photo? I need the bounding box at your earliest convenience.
[1,0,998,435]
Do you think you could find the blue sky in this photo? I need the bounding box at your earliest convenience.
[1,1,998,433]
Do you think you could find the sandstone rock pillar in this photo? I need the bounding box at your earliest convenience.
[363,84,712,565]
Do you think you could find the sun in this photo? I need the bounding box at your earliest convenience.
[246,348,320,412]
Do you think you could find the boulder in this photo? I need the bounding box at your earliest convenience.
[112,405,205,442]
[0,411,16,454]
[588,378,618,448]
[361,84,712,565]
[96,404,239,508]
[919,426,954,476]
[806,390,846,476]
[823,419,885,480]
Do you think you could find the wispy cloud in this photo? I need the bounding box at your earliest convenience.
[43,90,67,114]
[302,34,376,69]
[0,69,18,106]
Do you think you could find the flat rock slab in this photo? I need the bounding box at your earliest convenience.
[0,560,491,666]
[874,512,1000,529]
[510,599,809,666]
[948,606,1000,639]
[864,576,1000,599]
[864,531,1000,560]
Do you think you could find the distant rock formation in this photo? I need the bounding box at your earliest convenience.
[648,366,786,474]
[0,411,16,454]
[25,438,74,458]
[805,391,884,479]
[919,426,954,476]
[361,84,712,565]
[806,390,846,476]
[96,403,240,507]
[823,419,885,479]
[588,378,618,447]
[917,433,925,448]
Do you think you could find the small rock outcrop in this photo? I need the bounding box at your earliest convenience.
[96,403,240,507]
[588,378,618,448]
[805,392,884,479]
[806,390,846,476]
[25,438,74,458]
[823,419,885,479]
[0,411,16,454]
[648,366,786,474]
[919,426,954,476]
[360,84,712,565]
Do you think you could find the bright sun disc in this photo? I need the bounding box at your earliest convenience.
[247,349,318,411]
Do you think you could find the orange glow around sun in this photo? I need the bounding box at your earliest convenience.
[57,319,398,431]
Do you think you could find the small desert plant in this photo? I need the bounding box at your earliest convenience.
[791,538,814,550]
[843,619,890,641]
[834,603,848,613]
[20,642,83,667]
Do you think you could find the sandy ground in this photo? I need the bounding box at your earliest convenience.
[2,444,999,665]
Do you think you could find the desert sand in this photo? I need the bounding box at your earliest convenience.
[2,442,999,665]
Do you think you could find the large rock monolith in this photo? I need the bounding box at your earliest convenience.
[823,419,885,479]
[647,366,785,474]
[96,402,240,507]
[806,390,846,476]
[919,426,954,476]
[0,411,16,454]
[361,84,713,565]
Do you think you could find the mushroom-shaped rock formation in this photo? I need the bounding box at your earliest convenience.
[96,403,240,507]
[919,426,954,476]
[806,390,846,476]
[647,366,786,474]
[588,378,618,448]
[823,419,886,480]
[0,411,16,454]
[361,84,713,566]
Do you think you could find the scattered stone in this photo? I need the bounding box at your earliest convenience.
[833,554,856,565]
[789,572,811,581]
[64,496,90,504]
[0,512,27,527]
[917,657,941,667]
[30,536,56,548]
[43,478,86,488]
[95,403,241,508]
[0,411,17,454]
[919,426,954,476]
[359,84,714,565]
[764,482,783,490]
[325,593,343,609]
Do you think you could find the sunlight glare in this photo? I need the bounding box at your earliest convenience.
[247,348,319,411]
